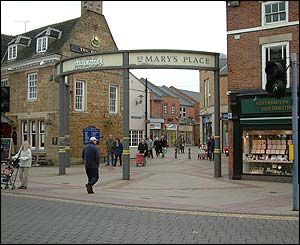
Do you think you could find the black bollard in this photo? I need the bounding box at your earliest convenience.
[188,148,191,159]
[175,147,177,159]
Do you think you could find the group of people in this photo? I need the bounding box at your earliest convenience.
[137,135,168,161]
[5,134,215,195]
[196,136,215,161]
[105,134,123,167]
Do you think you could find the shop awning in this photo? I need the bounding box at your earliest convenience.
[240,116,292,125]
[1,114,14,125]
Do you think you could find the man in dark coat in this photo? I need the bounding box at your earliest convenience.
[82,137,100,194]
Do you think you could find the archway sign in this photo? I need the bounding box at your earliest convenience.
[55,49,221,179]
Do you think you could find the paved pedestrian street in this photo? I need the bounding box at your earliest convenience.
[1,194,298,244]
[1,147,299,244]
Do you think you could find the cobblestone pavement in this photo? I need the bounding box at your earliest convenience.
[1,195,299,244]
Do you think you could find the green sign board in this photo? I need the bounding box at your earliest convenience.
[241,97,292,115]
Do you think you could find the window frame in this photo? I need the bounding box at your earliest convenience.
[27,72,38,101]
[109,85,119,114]
[163,104,168,114]
[204,78,210,107]
[171,106,176,116]
[261,41,290,89]
[180,106,186,118]
[74,80,86,112]
[8,44,17,60]
[36,36,48,53]
[262,1,288,27]
[129,130,144,147]
[39,120,45,150]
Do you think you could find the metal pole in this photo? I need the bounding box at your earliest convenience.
[65,76,70,168]
[214,54,221,177]
[58,62,66,175]
[123,52,130,180]
[291,53,299,211]
[145,78,148,139]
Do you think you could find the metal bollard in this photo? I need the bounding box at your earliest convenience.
[188,148,191,159]
[175,147,177,159]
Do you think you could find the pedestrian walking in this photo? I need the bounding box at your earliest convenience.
[207,136,215,161]
[82,137,100,194]
[105,134,115,166]
[12,140,32,189]
[113,138,123,167]
[159,136,167,157]
[146,137,154,159]
[138,138,148,164]
[153,137,160,157]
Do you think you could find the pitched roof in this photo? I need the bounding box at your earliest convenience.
[159,85,194,107]
[178,89,200,102]
[1,18,79,65]
[1,34,14,61]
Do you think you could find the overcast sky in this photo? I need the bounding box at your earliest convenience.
[1,1,227,92]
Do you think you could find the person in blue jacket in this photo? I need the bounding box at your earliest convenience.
[113,138,123,167]
[82,137,100,194]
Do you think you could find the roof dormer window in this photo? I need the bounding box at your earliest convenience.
[36,36,48,53]
[8,45,17,60]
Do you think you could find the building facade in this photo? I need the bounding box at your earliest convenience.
[1,1,125,164]
[227,1,299,181]
[199,55,229,149]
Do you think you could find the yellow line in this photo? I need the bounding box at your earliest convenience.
[2,193,298,221]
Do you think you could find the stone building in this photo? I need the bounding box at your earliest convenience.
[227,1,299,181]
[199,54,228,148]
[1,1,124,164]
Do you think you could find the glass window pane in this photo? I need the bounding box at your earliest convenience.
[279,2,285,11]
[265,4,271,14]
[272,3,278,12]
[280,12,286,21]
[273,14,279,22]
[266,15,272,23]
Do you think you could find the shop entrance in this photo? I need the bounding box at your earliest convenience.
[56,49,221,179]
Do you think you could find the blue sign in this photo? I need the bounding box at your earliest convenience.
[83,126,102,145]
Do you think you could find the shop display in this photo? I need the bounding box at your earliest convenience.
[243,131,293,176]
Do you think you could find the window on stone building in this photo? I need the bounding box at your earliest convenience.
[109,85,118,113]
[8,45,17,60]
[36,36,48,53]
[262,42,289,89]
[22,120,46,150]
[129,130,143,147]
[1,78,8,87]
[204,78,210,107]
[180,107,186,118]
[22,121,28,142]
[163,104,168,114]
[75,80,85,111]
[27,73,38,100]
[171,106,176,116]
[262,1,287,26]
[39,120,45,149]
[31,121,36,150]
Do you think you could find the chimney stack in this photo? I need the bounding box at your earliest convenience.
[81,1,103,15]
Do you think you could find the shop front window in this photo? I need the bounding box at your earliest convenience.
[243,130,293,176]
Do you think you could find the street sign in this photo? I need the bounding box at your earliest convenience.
[83,126,102,145]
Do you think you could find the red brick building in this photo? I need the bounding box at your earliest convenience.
[227,1,299,181]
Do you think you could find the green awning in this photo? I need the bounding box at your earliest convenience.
[240,116,292,125]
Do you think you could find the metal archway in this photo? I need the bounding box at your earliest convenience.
[55,49,220,180]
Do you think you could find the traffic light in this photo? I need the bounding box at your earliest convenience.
[1,86,10,112]
[265,61,287,97]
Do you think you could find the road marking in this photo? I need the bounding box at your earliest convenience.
[2,192,298,221]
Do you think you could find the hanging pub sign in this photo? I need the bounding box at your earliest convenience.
[83,126,102,145]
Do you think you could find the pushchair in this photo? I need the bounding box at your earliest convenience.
[136,153,146,167]
[1,159,19,190]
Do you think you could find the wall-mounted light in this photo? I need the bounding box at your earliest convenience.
[136,94,144,105]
